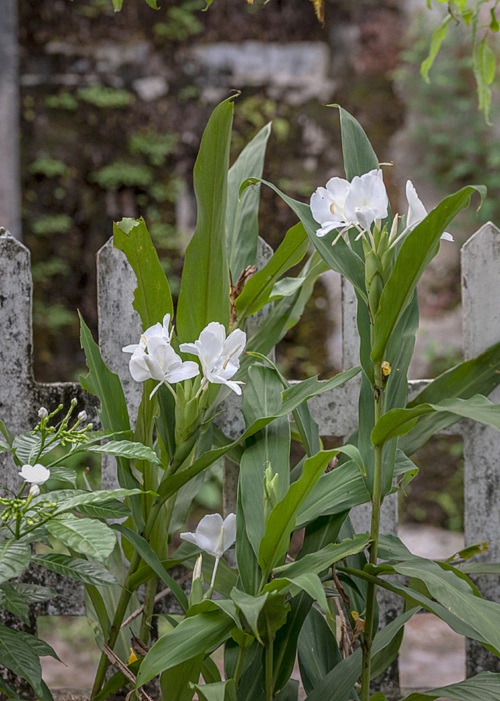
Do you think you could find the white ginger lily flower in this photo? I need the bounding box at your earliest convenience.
[343,169,388,231]
[122,313,173,354]
[129,336,199,398]
[180,322,246,395]
[19,463,50,485]
[180,513,237,588]
[310,169,388,237]
[406,181,453,242]
[310,176,350,237]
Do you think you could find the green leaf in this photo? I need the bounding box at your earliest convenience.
[371,185,485,363]
[47,465,77,486]
[161,654,205,701]
[281,367,361,408]
[75,499,131,519]
[296,460,370,528]
[372,394,500,446]
[33,553,118,586]
[46,516,116,563]
[474,38,496,123]
[231,588,269,643]
[235,222,309,319]
[378,558,500,654]
[263,573,329,616]
[0,623,58,696]
[336,105,379,180]
[157,366,358,503]
[274,534,370,579]
[52,488,144,515]
[0,540,31,585]
[244,253,328,364]
[298,606,341,694]
[192,679,236,701]
[421,15,452,81]
[113,216,173,328]
[258,450,344,576]
[400,340,500,455]
[177,97,234,341]
[112,0,123,10]
[240,178,366,297]
[240,365,291,556]
[401,672,500,701]
[226,123,271,280]
[137,610,234,686]
[305,607,419,701]
[79,315,142,530]
[0,583,55,625]
[113,524,189,611]
[85,439,161,464]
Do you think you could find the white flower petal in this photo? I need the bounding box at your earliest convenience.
[180,513,236,559]
[222,513,237,551]
[129,350,152,382]
[19,463,50,485]
[406,180,428,229]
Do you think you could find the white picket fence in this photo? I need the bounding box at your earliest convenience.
[1,222,500,696]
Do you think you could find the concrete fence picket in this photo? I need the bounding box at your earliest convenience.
[1,222,500,696]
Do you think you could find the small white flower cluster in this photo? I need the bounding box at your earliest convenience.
[123,315,246,398]
[310,170,453,243]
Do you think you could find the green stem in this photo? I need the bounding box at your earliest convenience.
[265,633,274,701]
[139,576,158,643]
[360,362,384,701]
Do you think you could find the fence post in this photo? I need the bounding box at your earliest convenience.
[462,221,500,674]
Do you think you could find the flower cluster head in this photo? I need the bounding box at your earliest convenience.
[180,322,246,396]
[310,169,388,238]
[311,170,453,245]
[123,317,246,397]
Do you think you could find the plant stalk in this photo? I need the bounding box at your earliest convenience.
[360,362,384,701]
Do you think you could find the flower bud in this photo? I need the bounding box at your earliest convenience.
[38,407,48,419]
[78,411,87,422]
[29,484,40,498]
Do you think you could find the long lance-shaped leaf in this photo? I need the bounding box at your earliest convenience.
[157,366,360,502]
[113,524,188,611]
[33,554,118,586]
[273,534,370,579]
[226,122,271,280]
[177,97,234,341]
[240,178,366,297]
[235,222,309,320]
[400,340,500,455]
[371,184,485,363]
[304,607,419,701]
[113,216,173,328]
[401,672,500,701]
[372,394,500,446]
[336,104,379,180]
[0,623,58,697]
[136,610,234,687]
[242,252,328,371]
[258,446,364,577]
[79,315,143,527]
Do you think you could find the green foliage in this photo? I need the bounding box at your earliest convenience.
[397,20,500,225]
[30,158,69,178]
[91,162,154,190]
[153,0,204,41]
[78,84,134,109]
[129,131,178,167]
[32,214,73,236]
[44,91,79,111]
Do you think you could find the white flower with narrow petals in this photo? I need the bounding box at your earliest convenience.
[180,513,236,588]
[180,322,246,395]
[122,313,173,354]
[19,463,50,485]
[406,181,453,242]
[129,336,199,398]
[310,169,388,237]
